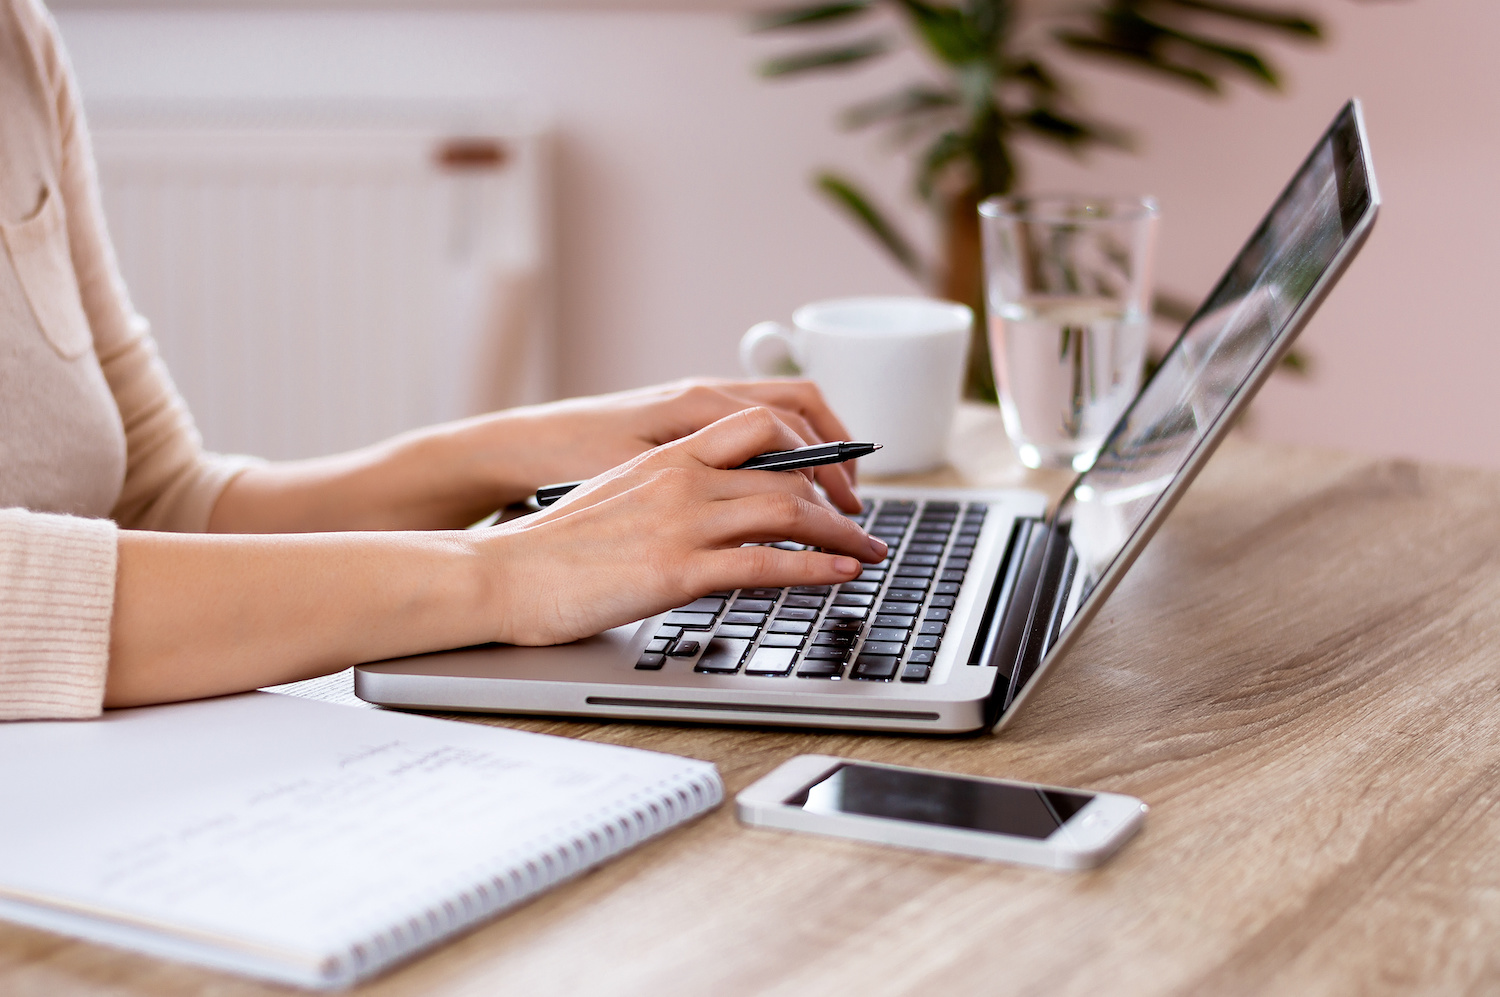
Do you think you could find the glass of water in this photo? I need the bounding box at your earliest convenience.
[979,194,1159,471]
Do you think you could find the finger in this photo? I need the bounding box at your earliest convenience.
[676,407,811,471]
[724,380,855,451]
[686,545,865,596]
[722,401,858,512]
[699,490,887,563]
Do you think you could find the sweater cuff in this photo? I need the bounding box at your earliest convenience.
[0,508,117,721]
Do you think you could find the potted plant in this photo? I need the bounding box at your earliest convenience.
[754,0,1323,399]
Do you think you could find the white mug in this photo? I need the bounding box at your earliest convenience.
[740,296,972,476]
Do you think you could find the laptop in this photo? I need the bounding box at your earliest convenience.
[356,100,1379,736]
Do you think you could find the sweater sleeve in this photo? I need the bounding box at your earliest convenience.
[35,0,258,533]
[0,508,116,720]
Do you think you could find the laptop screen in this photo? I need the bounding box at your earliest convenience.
[998,101,1378,719]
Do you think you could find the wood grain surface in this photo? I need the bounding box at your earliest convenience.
[7,408,1500,996]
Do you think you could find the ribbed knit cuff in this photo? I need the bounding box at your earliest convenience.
[0,508,117,720]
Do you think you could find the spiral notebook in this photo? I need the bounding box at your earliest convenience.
[0,692,722,988]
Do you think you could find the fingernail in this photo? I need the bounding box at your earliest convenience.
[868,535,888,557]
[835,556,862,576]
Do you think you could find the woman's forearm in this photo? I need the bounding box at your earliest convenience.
[105,529,492,707]
[207,423,520,534]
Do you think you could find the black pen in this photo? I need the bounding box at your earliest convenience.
[533,441,882,508]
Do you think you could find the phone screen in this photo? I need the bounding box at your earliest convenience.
[786,763,1093,840]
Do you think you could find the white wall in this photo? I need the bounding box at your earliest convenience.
[52,0,1500,469]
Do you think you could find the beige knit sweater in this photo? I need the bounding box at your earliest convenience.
[1,0,253,720]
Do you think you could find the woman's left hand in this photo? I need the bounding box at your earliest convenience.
[210,378,862,533]
[441,377,862,515]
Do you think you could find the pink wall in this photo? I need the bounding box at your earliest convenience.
[1012,0,1500,469]
[53,0,1500,468]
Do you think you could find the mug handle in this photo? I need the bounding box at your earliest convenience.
[739,321,802,377]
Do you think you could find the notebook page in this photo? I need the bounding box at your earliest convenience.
[0,693,718,982]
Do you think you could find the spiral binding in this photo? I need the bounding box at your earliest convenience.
[324,765,723,987]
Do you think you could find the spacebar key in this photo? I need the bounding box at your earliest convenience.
[695,637,751,673]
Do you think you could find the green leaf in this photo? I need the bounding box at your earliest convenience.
[759,37,893,77]
[1008,58,1062,94]
[892,0,986,64]
[816,172,928,280]
[1057,33,1222,92]
[751,1,873,32]
[915,130,972,201]
[1166,27,1281,86]
[1279,347,1311,375]
[839,84,960,130]
[1164,0,1321,39]
[1013,108,1131,152]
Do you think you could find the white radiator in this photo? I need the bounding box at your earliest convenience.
[90,103,553,461]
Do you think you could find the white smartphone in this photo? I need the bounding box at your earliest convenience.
[736,755,1147,870]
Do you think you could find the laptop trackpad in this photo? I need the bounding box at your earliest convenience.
[360,625,640,682]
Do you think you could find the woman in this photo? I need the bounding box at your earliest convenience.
[0,0,886,720]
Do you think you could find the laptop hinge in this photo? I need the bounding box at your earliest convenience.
[976,518,1049,728]
[1000,524,1078,721]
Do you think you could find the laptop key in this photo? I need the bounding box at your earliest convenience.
[646,638,672,654]
[664,611,716,629]
[913,635,941,650]
[867,628,910,643]
[919,621,947,636]
[924,608,952,622]
[838,581,881,595]
[654,625,684,641]
[928,595,956,608]
[635,653,666,670]
[933,582,961,595]
[782,595,825,610]
[905,543,946,555]
[832,593,873,607]
[769,619,812,635]
[675,597,726,614]
[732,599,774,613]
[907,649,936,665]
[742,588,784,599]
[668,639,701,657]
[813,631,856,646]
[695,637,751,673]
[944,558,970,571]
[759,633,804,649]
[723,611,768,626]
[797,659,845,678]
[857,569,888,583]
[851,654,900,680]
[716,624,760,640]
[803,646,849,661]
[790,585,833,595]
[825,605,870,621]
[861,641,905,656]
[894,565,936,578]
[940,570,966,583]
[818,618,862,633]
[900,554,940,567]
[776,607,819,622]
[744,647,797,676]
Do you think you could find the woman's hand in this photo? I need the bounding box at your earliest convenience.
[476,407,887,646]
[209,378,862,534]
[456,378,862,514]
[109,406,884,708]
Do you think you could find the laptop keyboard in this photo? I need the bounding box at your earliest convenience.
[634,499,987,683]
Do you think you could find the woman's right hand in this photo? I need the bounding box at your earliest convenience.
[477,407,888,646]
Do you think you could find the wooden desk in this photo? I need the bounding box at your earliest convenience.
[8,407,1500,995]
